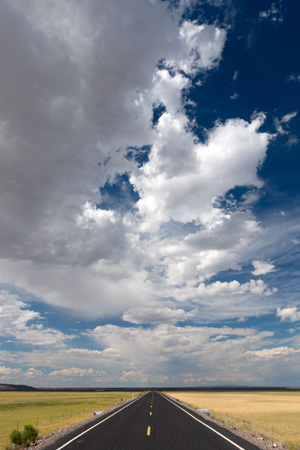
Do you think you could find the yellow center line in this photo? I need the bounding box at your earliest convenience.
[147,426,151,436]
[150,412,152,416]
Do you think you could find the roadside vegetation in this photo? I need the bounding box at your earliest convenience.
[0,391,139,450]
[167,390,300,450]
[9,424,38,448]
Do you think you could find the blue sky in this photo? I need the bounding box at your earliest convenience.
[0,0,300,388]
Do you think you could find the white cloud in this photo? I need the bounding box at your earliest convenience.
[25,367,44,378]
[49,367,94,377]
[3,320,300,386]
[281,112,298,123]
[120,370,150,383]
[154,278,278,323]
[277,307,300,323]
[196,279,276,296]
[0,0,276,325]
[233,70,239,81]
[0,0,288,389]
[132,113,271,231]
[0,290,74,346]
[288,74,300,83]
[0,0,233,322]
[286,135,299,147]
[0,259,152,319]
[122,306,197,324]
[252,260,276,276]
[0,366,22,376]
[176,21,226,74]
[274,111,297,135]
[259,1,284,24]
[230,92,239,100]
[143,212,266,296]
[77,202,117,228]
[83,323,274,384]
[246,346,300,360]
[0,365,43,383]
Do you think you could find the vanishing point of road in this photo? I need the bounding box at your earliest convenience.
[44,391,262,450]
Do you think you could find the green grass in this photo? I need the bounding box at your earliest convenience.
[0,391,141,450]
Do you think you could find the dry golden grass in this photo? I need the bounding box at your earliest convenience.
[0,391,139,450]
[167,390,300,450]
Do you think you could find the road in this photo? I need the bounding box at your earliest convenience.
[44,391,263,450]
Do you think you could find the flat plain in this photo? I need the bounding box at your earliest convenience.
[167,390,300,450]
[0,391,138,450]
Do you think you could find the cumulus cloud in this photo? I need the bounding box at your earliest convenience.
[277,307,300,322]
[49,367,94,377]
[0,290,74,346]
[0,366,22,376]
[0,0,285,387]
[0,0,233,319]
[0,365,43,383]
[195,279,276,296]
[246,346,300,360]
[25,367,44,378]
[2,320,299,386]
[0,0,276,325]
[132,112,271,230]
[84,323,274,383]
[122,306,197,324]
[176,21,226,74]
[252,260,276,276]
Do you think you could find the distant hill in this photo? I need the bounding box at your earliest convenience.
[0,384,296,392]
[0,383,38,391]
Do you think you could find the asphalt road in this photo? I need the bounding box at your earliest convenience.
[45,391,263,450]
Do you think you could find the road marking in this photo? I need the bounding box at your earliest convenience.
[55,393,147,450]
[161,394,247,450]
[147,426,151,436]
[150,412,152,416]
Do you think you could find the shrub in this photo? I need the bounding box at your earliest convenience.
[9,430,22,446]
[9,425,38,448]
[22,425,38,448]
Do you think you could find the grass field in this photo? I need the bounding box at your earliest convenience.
[0,391,140,450]
[167,390,300,450]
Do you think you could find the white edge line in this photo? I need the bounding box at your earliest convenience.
[55,393,147,450]
[160,393,246,450]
